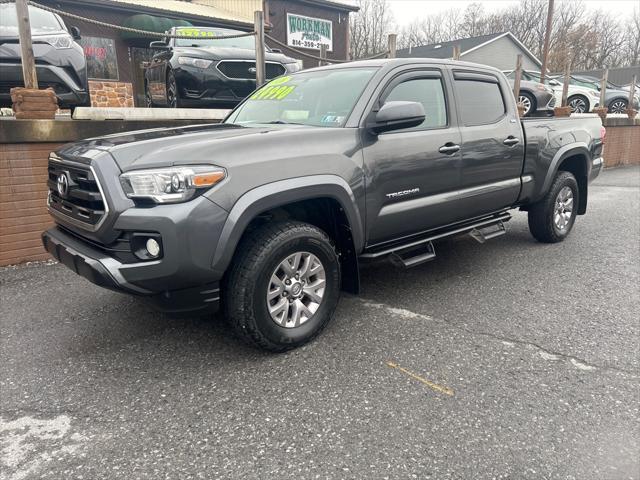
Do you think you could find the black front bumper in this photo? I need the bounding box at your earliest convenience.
[42,227,220,313]
[0,63,90,108]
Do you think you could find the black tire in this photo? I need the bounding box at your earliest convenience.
[567,94,589,113]
[145,82,154,108]
[518,91,536,117]
[608,98,627,114]
[223,220,341,352]
[528,171,579,243]
[166,69,180,108]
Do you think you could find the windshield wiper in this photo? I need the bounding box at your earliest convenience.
[264,120,304,125]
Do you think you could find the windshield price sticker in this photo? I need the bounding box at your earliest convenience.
[250,76,296,101]
[176,28,218,38]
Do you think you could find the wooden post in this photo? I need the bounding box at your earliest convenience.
[513,54,523,99]
[253,10,265,87]
[15,0,38,89]
[629,75,637,110]
[387,33,397,58]
[452,45,461,60]
[599,68,608,110]
[561,61,570,107]
[319,44,327,66]
[540,0,554,83]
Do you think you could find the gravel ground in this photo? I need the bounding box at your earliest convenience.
[1,166,639,480]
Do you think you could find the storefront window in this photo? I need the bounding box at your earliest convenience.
[79,36,119,80]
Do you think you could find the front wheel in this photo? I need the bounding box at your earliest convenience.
[166,70,180,108]
[568,95,589,113]
[608,98,627,114]
[223,220,341,352]
[528,171,578,243]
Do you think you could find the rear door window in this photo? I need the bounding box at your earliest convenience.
[454,78,506,126]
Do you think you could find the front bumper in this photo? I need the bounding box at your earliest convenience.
[590,156,604,182]
[0,62,89,108]
[43,226,221,313]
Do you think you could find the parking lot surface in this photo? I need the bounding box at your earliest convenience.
[1,166,639,480]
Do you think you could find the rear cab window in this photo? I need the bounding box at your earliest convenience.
[453,71,506,126]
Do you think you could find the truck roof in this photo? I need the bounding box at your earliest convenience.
[302,58,504,76]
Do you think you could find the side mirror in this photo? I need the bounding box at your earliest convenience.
[271,48,282,53]
[70,26,81,40]
[150,41,169,50]
[368,101,425,134]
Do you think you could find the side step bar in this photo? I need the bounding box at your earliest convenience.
[361,212,511,268]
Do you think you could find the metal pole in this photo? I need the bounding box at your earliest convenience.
[513,54,523,103]
[561,61,570,107]
[319,44,327,66]
[629,75,637,112]
[540,0,554,83]
[599,68,608,110]
[254,10,265,87]
[387,33,397,58]
[15,0,38,89]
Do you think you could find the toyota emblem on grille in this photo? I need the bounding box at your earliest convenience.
[57,173,69,198]
[248,67,257,73]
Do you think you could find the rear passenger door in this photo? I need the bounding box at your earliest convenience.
[451,70,524,218]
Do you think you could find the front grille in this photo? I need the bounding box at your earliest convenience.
[216,61,285,80]
[47,155,106,230]
[0,81,69,94]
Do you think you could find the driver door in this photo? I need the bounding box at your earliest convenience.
[361,68,463,245]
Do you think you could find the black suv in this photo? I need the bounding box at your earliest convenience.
[0,3,90,110]
[144,26,300,108]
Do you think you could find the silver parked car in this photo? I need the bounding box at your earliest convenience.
[505,76,556,117]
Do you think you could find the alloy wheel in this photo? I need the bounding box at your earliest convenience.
[518,95,532,115]
[267,252,326,328]
[569,97,587,113]
[167,72,178,108]
[609,100,627,114]
[553,186,574,231]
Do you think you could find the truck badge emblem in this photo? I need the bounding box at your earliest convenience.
[57,173,69,198]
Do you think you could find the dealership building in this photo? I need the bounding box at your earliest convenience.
[33,0,358,107]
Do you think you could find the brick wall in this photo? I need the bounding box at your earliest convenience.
[88,80,134,108]
[0,143,61,266]
[603,125,640,168]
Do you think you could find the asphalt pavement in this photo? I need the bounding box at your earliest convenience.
[1,166,639,480]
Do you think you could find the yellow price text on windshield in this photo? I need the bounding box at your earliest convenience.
[250,76,296,100]
[176,28,217,37]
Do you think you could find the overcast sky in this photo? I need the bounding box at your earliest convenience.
[385,0,638,27]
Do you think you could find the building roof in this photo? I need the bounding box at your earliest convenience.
[295,0,360,12]
[397,31,542,67]
[101,0,254,26]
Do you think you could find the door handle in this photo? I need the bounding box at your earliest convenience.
[439,143,460,154]
[503,136,520,146]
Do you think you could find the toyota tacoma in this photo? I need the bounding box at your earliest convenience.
[43,59,605,351]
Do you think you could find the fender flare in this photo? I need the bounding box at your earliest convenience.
[541,142,591,194]
[210,175,364,277]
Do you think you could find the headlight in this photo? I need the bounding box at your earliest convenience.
[120,166,225,204]
[587,89,600,97]
[41,35,73,49]
[284,62,302,73]
[534,83,546,91]
[178,57,213,69]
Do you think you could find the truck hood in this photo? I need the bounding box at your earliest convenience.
[56,123,323,171]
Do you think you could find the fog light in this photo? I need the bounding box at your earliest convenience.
[146,238,160,257]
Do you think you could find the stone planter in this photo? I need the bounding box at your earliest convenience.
[626,108,638,119]
[593,107,608,121]
[10,87,58,119]
[554,106,571,117]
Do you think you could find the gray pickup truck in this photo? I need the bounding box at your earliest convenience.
[42,59,605,351]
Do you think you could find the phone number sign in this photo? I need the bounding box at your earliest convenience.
[286,13,333,52]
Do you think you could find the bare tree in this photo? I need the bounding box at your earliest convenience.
[349,0,394,59]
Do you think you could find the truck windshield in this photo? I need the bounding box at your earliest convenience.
[174,27,255,50]
[225,68,378,128]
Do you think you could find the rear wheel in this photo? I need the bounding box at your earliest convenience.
[608,98,627,114]
[223,220,341,352]
[518,91,536,116]
[528,171,578,243]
